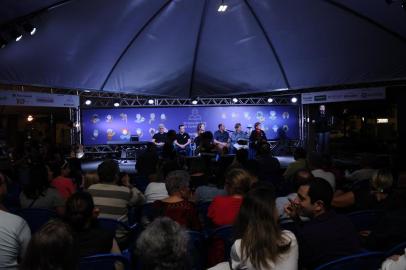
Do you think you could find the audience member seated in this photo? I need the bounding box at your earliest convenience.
[208,168,256,227]
[0,172,31,270]
[345,154,377,182]
[194,175,226,204]
[19,163,65,216]
[64,191,121,257]
[227,149,249,171]
[49,160,76,200]
[284,178,361,269]
[136,143,159,179]
[135,217,190,270]
[144,173,169,204]
[381,249,406,270]
[332,169,404,211]
[88,159,144,221]
[276,169,313,222]
[151,170,201,231]
[211,186,298,270]
[83,172,99,190]
[20,220,78,270]
[283,147,308,183]
[308,152,336,191]
[88,159,144,246]
[255,142,281,184]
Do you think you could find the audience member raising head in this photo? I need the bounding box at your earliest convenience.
[229,186,298,270]
[20,220,78,270]
[64,191,120,257]
[136,217,189,270]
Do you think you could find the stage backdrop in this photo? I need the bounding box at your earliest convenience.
[82,106,299,145]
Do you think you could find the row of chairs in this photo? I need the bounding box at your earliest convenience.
[315,239,406,270]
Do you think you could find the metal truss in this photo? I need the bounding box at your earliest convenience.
[81,95,299,107]
[0,84,300,107]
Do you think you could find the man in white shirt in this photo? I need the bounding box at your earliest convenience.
[0,173,31,269]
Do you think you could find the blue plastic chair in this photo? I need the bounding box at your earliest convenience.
[187,230,207,270]
[79,253,130,270]
[385,241,406,257]
[347,210,384,231]
[17,208,57,233]
[97,218,139,262]
[208,225,234,261]
[314,251,384,270]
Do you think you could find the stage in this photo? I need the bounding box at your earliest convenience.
[80,155,295,174]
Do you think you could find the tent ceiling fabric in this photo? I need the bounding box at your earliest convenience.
[0,0,406,98]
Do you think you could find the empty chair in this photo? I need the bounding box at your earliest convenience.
[347,210,384,232]
[79,254,130,270]
[17,208,57,233]
[314,251,384,270]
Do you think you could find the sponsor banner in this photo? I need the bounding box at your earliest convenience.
[0,90,79,108]
[301,88,385,104]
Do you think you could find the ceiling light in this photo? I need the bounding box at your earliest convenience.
[0,37,7,49]
[267,97,274,103]
[218,4,228,12]
[113,102,120,107]
[85,99,92,105]
[232,98,238,103]
[148,99,154,105]
[11,30,23,42]
[191,100,198,105]
[27,115,34,122]
[291,97,298,103]
[23,23,36,35]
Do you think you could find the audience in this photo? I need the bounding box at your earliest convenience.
[212,186,298,270]
[255,142,281,184]
[19,163,65,216]
[382,250,406,270]
[20,220,78,270]
[64,191,120,257]
[284,178,361,269]
[332,169,404,211]
[0,172,31,270]
[88,159,144,221]
[136,217,190,270]
[283,148,308,182]
[308,152,336,191]
[49,160,76,200]
[208,168,256,227]
[151,170,201,231]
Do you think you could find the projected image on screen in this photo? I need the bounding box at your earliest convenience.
[82,106,299,145]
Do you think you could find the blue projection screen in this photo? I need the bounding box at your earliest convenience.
[82,106,299,145]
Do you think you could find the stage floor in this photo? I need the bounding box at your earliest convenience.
[81,155,295,174]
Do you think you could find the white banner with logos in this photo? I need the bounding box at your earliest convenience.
[0,90,79,108]
[301,88,385,104]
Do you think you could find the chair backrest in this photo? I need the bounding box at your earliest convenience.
[385,241,406,257]
[17,208,57,233]
[314,251,384,270]
[209,225,234,261]
[347,209,384,232]
[187,230,207,270]
[79,253,130,270]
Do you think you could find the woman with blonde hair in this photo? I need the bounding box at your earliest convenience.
[208,168,256,227]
